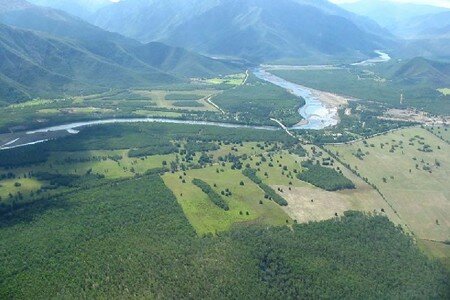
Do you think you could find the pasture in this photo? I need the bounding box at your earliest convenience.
[274,144,402,225]
[326,126,450,242]
[438,88,450,96]
[163,165,291,235]
[428,125,450,143]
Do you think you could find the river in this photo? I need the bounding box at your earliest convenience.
[253,68,339,130]
[0,51,391,150]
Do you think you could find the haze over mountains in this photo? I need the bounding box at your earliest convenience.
[91,0,393,63]
[341,0,450,39]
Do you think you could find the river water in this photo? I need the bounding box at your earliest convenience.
[0,51,391,150]
[253,68,338,130]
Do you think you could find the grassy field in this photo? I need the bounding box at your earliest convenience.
[163,165,291,235]
[204,73,246,85]
[428,125,450,143]
[0,178,42,201]
[438,88,450,96]
[133,89,218,111]
[277,145,402,224]
[326,126,450,242]
[418,240,450,272]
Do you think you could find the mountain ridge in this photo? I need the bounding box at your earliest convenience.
[92,0,394,63]
[0,0,241,103]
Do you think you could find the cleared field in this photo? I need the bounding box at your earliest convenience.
[428,125,450,143]
[132,110,183,117]
[204,73,246,85]
[4,149,179,180]
[247,151,309,187]
[37,107,114,115]
[163,165,291,235]
[0,178,42,201]
[418,240,450,272]
[438,88,450,96]
[326,126,450,242]
[133,89,218,111]
[274,144,402,224]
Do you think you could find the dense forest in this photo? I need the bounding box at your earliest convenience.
[297,160,356,191]
[0,175,447,298]
[212,75,304,126]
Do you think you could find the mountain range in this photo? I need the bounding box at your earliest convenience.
[341,0,450,39]
[91,0,393,63]
[0,0,240,103]
[392,57,450,87]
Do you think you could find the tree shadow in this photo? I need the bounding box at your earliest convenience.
[0,196,76,229]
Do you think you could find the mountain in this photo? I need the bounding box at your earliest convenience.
[0,0,240,103]
[92,0,393,63]
[27,0,111,19]
[396,11,450,39]
[392,57,450,87]
[0,23,178,103]
[340,0,450,37]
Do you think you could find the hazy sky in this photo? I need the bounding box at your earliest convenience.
[330,0,450,8]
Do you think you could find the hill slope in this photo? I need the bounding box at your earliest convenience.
[0,0,240,103]
[340,0,448,34]
[93,0,392,63]
[392,57,450,87]
[0,23,178,103]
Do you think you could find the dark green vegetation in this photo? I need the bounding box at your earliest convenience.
[192,178,229,211]
[0,123,289,168]
[172,101,203,107]
[0,146,49,167]
[0,174,447,298]
[128,144,178,158]
[297,160,355,191]
[242,168,288,206]
[92,0,392,63]
[272,60,450,115]
[213,75,304,126]
[0,0,240,103]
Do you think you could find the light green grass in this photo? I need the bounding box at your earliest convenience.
[418,240,450,272]
[438,88,450,96]
[8,98,64,109]
[163,165,291,235]
[428,125,450,143]
[133,89,217,111]
[132,110,183,117]
[326,126,450,242]
[205,73,246,85]
[248,151,308,187]
[38,107,114,115]
[0,178,42,200]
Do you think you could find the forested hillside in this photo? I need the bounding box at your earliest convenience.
[0,0,240,103]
